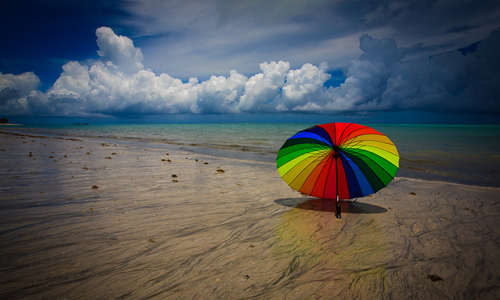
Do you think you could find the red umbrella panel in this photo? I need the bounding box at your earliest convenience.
[277,123,399,203]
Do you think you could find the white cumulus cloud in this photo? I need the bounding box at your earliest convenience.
[279,62,331,111]
[95,26,144,74]
[237,61,290,112]
[1,26,500,118]
[0,71,41,115]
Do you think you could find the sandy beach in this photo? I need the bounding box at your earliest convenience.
[1,131,499,299]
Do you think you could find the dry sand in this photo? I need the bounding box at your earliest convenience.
[0,131,499,299]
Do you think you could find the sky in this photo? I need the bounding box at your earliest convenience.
[1,0,500,124]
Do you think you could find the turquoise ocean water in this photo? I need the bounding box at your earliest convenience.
[6,123,500,187]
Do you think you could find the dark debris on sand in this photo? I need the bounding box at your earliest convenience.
[426,274,444,282]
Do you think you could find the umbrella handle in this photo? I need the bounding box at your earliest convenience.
[336,195,341,219]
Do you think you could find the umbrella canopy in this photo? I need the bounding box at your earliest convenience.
[277,123,399,217]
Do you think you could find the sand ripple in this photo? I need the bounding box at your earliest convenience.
[0,131,499,299]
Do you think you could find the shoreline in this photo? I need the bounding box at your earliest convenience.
[1,128,498,189]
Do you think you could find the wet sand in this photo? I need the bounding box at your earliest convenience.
[1,131,499,299]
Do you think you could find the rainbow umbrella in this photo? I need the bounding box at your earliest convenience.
[277,122,399,218]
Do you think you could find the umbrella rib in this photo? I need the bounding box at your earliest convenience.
[280,142,330,156]
[340,152,378,196]
[343,137,397,148]
[341,132,367,149]
[279,148,330,178]
[303,141,336,199]
[342,149,395,179]
[329,122,338,200]
[340,126,382,146]
[294,131,332,146]
[311,127,334,146]
[339,152,363,197]
[320,152,336,199]
[340,130,379,149]
[337,123,355,145]
[292,148,334,199]
[331,123,337,146]
[343,141,398,155]
[341,136,398,159]
[342,138,364,149]
[339,126,363,145]
[285,151,331,187]
[341,151,387,190]
[285,144,331,161]
[277,141,331,162]
[345,147,398,168]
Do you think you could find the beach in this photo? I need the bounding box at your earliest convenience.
[1,130,500,299]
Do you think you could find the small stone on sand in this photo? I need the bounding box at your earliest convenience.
[91,185,98,189]
[426,274,443,282]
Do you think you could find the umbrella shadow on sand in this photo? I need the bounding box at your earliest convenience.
[274,197,388,214]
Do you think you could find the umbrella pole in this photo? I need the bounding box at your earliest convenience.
[335,152,341,219]
[336,195,341,219]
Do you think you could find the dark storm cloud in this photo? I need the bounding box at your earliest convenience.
[119,0,500,80]
[446,25,481,34]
